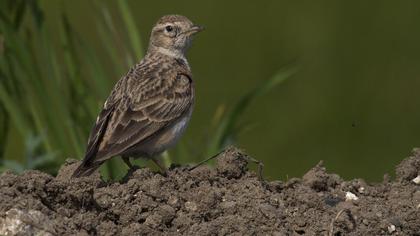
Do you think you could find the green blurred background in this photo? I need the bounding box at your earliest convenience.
[1,0,420,181]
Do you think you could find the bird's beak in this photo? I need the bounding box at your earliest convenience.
[184,25,204,35]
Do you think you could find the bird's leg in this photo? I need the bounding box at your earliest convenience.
[122,156,133,169]
[151,157,167,176]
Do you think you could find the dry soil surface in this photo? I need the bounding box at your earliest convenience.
[0,147,420,235]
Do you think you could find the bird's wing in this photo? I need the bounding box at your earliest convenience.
[83,106,114,162]
[74,77,125,172]
[72,81,121,177]
[91,68,194,162]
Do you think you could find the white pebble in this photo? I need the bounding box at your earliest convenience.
[185,201,198,212]
[412,175,420,184]
[388,224,396,233]
[358,186,365,193]
[345,191,359,201]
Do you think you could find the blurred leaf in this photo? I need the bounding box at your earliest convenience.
[0,0,130,175]
[27,0,43,28]
[11,0,26,30]
[2,160,24,173]
[0,105,8,158]
[0,133,55,173]
[117,0,143,61]
[205,65,298,158]
[24,133,55,170]
[0,34,4,55]
[94,3,126,73]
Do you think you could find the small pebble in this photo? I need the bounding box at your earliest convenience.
[185,201,197,212]
[345,191,359,201]
[412,176,420,184]
[388,224,396,233]
[168,196,179,206]
[358,187,365,193]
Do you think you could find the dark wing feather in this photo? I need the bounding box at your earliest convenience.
[84,108,113,159]
[71,105,115,177]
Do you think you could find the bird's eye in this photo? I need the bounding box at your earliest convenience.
[165,25,173,32]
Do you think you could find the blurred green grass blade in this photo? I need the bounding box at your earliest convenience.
[0,83,30,136]
[61,13,111,111]
[36,25,82,158]
[117,0,143,60]
[0,105,7,157]
[80,42,113,99]
[60,14,98,146]
[12,0,26,30]
[172,139,192,164]
[206,66,298,157]
[27,0,43,28]
[60,15,79,82]
[95,5,126,73]
[0,14,46,162]
[0,0,147,178]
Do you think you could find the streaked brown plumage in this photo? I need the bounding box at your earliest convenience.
[72,15,202,177]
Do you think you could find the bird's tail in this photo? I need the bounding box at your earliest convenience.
[71,161,102,178]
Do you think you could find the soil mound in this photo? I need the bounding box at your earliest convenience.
[0,147,419,235]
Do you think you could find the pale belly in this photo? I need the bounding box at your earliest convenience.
[143,114,191,155]
[122,109,192,158]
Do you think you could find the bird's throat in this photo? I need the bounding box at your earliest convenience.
[153,46,186,60]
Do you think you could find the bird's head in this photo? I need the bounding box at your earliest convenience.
[148,15,203,58]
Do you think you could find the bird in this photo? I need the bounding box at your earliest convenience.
[72,15,203,177]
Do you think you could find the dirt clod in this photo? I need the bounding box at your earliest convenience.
[215,146,248,179]
[1,147,420,235]
[396,148,420,182]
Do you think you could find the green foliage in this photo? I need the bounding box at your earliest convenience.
[203,66,298,159]
[0,0,294,178]
[0,0,141,177]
